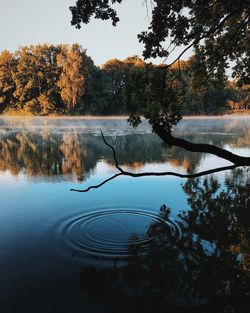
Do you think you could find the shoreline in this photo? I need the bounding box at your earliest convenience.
[0,114,250,120]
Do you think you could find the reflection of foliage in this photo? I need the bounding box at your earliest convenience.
[0,131,90,181]
[182,171,250,269]
[178,172,250,310]
[182,172,250,307]
[79,172,250,312]
[231,129,250,148]
[0,131,203,180]
[59,132,86,181]
[1,120,250,181]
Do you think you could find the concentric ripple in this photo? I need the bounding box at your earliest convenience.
[58,209,181,259]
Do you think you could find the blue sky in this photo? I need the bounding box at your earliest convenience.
[0,0,191,66]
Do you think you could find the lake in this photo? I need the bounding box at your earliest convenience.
[0,116,250,313]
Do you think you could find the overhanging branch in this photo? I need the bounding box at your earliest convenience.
[70,131,242,193]
[153,123,250,166]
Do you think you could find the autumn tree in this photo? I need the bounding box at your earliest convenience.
[57,43,85,111]
[12,46,39,112]
[11,44,63,114]
[0,50,17,112]
[0,44,97,115]
[33,44,63,114]
[238,84,250,110]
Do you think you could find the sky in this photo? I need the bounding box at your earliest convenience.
[0,0,149,66]
[0,0,191,66]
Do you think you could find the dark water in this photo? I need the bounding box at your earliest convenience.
[0,116,250,313]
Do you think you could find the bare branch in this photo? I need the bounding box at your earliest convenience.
[70,131,240,193]
[121,165,237,178]
[71,173,123,192]
[142,0,150,23]
[100,130,124,172]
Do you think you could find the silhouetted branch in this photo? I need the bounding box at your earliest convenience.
[164,6,244,67]
[100,130,123,171]
[153,123,250,166]
[70,131,240,192]
[71,173,123,192]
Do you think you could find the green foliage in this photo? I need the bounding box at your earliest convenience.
[0,44,247,117]
[124,64,183,130]
[139,1,249,84]
[80,65,113,114]
[101,58,127,114]
[70,0,249,83]
[69,0,250,129]
[70,0,122,28]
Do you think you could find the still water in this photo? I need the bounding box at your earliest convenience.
[0,116,250,313]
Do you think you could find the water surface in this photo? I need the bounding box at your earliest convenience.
[0,116,250,312]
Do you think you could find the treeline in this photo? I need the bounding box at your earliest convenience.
[0,43,249,116]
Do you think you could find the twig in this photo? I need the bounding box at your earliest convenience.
[100,130,123,171]
[71,173,123,192]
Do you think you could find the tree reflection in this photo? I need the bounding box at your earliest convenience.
[1,118,250,182]
[79,171,250,312]
[0,131,203,180]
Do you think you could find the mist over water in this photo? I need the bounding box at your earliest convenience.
[0,116,250,312]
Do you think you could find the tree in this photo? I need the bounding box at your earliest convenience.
[67,0,250,192]
[76,54,111,114]
[70,0,250,84]
[81,65,114,114]
[238,84,250,110]
[12,47,33,111]
[101,58,127,114]
[11,44,63,114]
[0,50,17,112]
[123,63,184,128]
[69,0,250,182]
[32,44,63,114]
[57,43,85,110]
[0,44,100,115]
[101,56,146,114]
